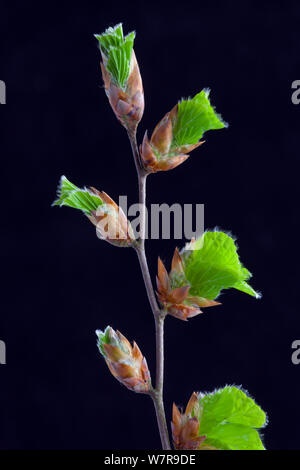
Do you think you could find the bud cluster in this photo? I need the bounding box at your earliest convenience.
[140,105,204,172]
[156,247,220,321]
[172,392,213,450]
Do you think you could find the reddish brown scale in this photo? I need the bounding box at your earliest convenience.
[156,248,221,321]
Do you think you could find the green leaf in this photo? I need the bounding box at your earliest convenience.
[95,24,124,56]
[197,386,266,430]
[52,175,78,205]
[180,231,260,300]
[60,189,103,215]
[172,90,227,148]
[195,386,266,450]
[204,424,265,450]
[96,326,131,358]
[95,24,135,89]
[96,326,111,356]
[233,280,261,297]
[52,175,103,216]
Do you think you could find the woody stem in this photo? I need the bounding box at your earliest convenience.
[127,129,171,451]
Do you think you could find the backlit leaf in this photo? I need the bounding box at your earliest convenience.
[95,24,135,89]
[195,386,266,450]
[181,231,260,300]
[172,90,227,147]
[52,176,103,216]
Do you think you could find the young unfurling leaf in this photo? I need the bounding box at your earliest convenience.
[181,231,260,300]
[140,90,227,173]
[156,253,220,321]
[95,24,135,90]
[172,90,227,147]
[53,176,136,247]
[52,176,103,215]
[157,231,260,321]
[172,386,267,450]
[95,23,144,131]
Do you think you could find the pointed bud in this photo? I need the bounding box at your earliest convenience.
[53,176,135,248]
[167,304,202,322]
[88,188,136,247]
[172,393,207,450]
[140,125,191,173]
[150,112,173,155]
[95,24,144,132]
[140,90,227,173]
[156,248,220,321]
[96,327,151,393]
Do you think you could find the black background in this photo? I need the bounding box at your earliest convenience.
[0,0,299,450]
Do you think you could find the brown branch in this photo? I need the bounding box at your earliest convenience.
[127,129,171,450]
